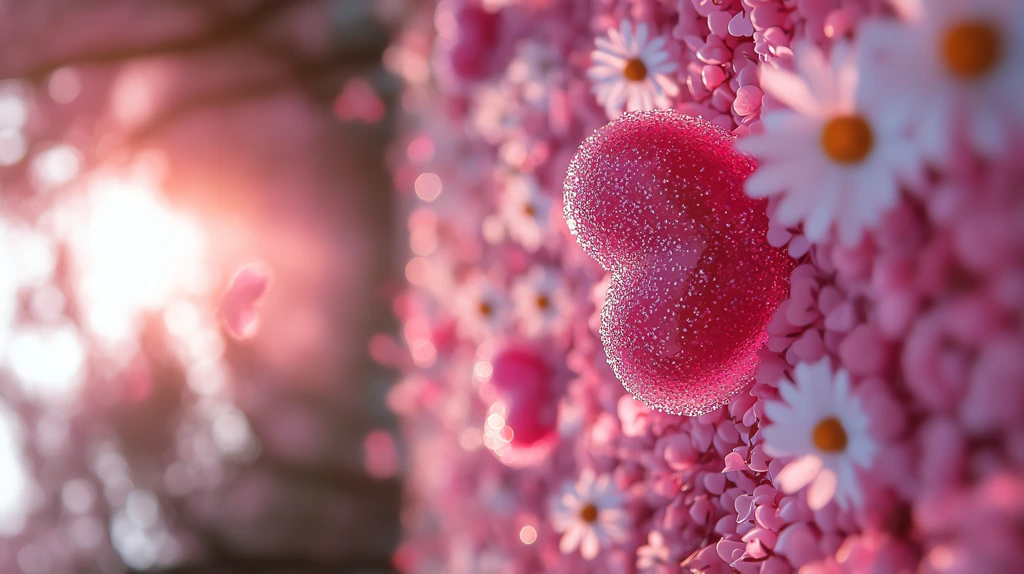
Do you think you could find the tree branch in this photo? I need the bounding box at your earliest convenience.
[3,0,305,82]
[127,554,395,574]
[115,43,386,150]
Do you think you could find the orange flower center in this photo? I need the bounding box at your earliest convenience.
[812,417,848,453]
[942,21,1002,79]
[478,302,493,316]
[523,203,536,216]
[579,502,599,523]
[821,115,873,164]
[623,58,648,82]
[536,295,550,309]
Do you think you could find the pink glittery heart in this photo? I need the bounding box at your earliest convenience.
[564,110,794,415]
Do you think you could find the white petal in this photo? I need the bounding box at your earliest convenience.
[580,528,601,559]
[763,400,795,424]
[735,112,817,160]
[807,467,838,510]
[970,106,1007,156]
[633,23,649,53]
[603,82,628,114]
[777,379,807,412]
[653,74,680,97]
[618,20,633,53]
[774,181,819,226]
[560,526,586,554]
[918,96,953,161]
[761,63,821,117]
[595,37,630,59]
[804,357,834,387]
[625,84,643,111]
[793,40,838,107]
[833,369,851,402]
[762,421,812,457]
[644,36,666,57]
[592,49,628,69]
[743,161,799,198]
[600,511,629,540]
[802,172,841,241]
[776,454,823,493]
[643,49,669,68]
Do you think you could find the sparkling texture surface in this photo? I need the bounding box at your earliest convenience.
[563,109,795,416]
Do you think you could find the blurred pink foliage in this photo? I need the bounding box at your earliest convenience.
[0,1,399,573]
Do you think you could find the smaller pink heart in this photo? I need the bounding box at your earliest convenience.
[217,263,271,341]
[489,347,557,447]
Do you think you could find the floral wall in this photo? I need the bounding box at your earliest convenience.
[386,0,1024,572]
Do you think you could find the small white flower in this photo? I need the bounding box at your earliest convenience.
[499,174,551,252]
[511,266,572,338]
[454,274,508,340]
[588,20,679,119]
[550,469,628,560]
[470,83,520,145]
[636,530,671,572]
[859,0,1024,160]
[762,357,878,510]
[737,41,923,246]
[506,40,562,108]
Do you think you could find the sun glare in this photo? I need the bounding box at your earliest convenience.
[0,401,31,537]
[73,177,210,346]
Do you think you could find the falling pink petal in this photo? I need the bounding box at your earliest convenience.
[333,78,386,124]
[217,263,271,341]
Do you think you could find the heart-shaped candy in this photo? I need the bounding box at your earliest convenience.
[483,346,559,467]
[564,110,794,415]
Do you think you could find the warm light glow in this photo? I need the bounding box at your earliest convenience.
[0,129,26,166]
[32,144,82,189]
[73,177,209,345]
[0,401,30,536]
[486,412,505,431]
[8,325,86,400]
[414,172,443,202]
[0,236,15,357]
[0,83,28,129]
[48,68,82,104]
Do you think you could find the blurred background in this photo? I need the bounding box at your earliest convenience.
[0,1,404,572]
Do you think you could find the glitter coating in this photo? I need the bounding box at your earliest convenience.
[563,110,795,416]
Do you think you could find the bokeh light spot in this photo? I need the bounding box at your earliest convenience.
[414,172,443,202]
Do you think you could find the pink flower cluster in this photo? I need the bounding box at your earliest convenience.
[384,0,1024,572]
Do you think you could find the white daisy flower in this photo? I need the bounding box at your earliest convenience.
[736,41,923,246]
[499,174,551,252]
[588,20,680,119]
[506,40,562,108]
[511,265,573,338]
[762,357,878,510]
[636,530,672,572]
[859,0,1024,160]
[454,274,508,340]
[550,469,628,560]
[470,83,520,145]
